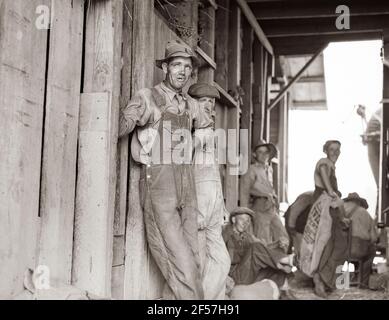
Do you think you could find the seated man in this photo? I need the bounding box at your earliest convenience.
[343,193,378,288]
[222,207,297,300]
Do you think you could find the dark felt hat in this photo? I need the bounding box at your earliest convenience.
[229,207,255,224]
[155,40,199,69]
[188,83,220,99]
[343,192,369,210]
[253,139,277,160]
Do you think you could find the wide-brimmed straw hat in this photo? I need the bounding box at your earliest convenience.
[253,139,277,160]
[229,207,255,224]
[343,192,369,210]
[155,40,199,69]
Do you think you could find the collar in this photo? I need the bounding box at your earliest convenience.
[160,81,188,103]
[254,161,269,169]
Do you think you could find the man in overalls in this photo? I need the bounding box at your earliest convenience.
[119,40,212,300]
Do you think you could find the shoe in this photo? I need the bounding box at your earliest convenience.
[313,274,328,299]
[279,289,298,300]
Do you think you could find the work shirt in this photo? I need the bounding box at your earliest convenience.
[119,81,213,164]
[240,162,275,207]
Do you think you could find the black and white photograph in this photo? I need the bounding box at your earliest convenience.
[1,0,389,305]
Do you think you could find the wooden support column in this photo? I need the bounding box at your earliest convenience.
[252,39,264,149]
[0,0,49,298]
[73,0,123,297]
[381,29,389,293]
[123,0,159,300]
[225,0,240,211]
[278,94,288,203]
[38,0,84,287]
[112,0,133,300]
[239,17,253,201]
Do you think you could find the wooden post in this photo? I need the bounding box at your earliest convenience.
[123,0,160,300]
[239,17,253,201]
[381,29,389,294]
[278,95,288,203]
[252,39,264,149]
[225,0,240,211]
[38,0,84,287]
[73,0,123,297]
[0,0,49,297]
[112,0,133,300]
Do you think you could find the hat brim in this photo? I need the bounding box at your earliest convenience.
[344,197,369,210]
[156,52,200,69]
[229,208,255,224]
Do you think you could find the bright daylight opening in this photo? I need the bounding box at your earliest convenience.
[288,40,383,218]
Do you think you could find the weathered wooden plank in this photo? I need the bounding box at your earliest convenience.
[198,4,215,83]
[73,0,123,298]
[124,0,162,300]
[73,92,111,297]
[112,235,126,267]
[38,0,84,287]
[111,264,125,299]
[0,0,49,298]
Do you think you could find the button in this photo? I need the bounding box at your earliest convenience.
[147,164,151,168]
[147,175,151,179]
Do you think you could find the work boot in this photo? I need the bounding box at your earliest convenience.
[313,273,328,299]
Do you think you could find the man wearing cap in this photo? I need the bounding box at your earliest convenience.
[222,207,297,299]
[188,83,231,299]
[119,40,212,300]
[240,141,290,253]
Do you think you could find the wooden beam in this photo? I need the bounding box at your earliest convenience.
[73,0,123,297]
[123,0,156,300]
[261,15,389,38]
[214,82,239,108]
[250,0,389,20]
[196,47,217,70]
[268,46,326,111]
[235,0,274,55]
[38,0,84,287]
[0,0,49,298]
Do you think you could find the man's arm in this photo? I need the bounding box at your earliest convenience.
[239,167,255,207]
[119,91,152,138]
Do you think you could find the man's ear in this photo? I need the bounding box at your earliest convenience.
[231,216,236,224]
[162,62,168,75]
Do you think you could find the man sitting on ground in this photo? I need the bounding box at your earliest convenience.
[222,207,298,300]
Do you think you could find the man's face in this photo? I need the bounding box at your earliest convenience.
[162,57,193,91]
[232,214,251,233]
[326,143,341,163]
[198,96,215,116]
[255,146,270,165]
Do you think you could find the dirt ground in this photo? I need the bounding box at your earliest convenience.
[289,271,388,300]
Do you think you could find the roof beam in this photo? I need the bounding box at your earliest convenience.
[250,0,389,20]
[235,0,274,55]
[261,15,389,38]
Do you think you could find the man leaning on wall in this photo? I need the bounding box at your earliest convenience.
[119,40,213,300]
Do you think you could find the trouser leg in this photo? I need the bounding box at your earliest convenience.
[196,180,231,299]
[142,165,203,300]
